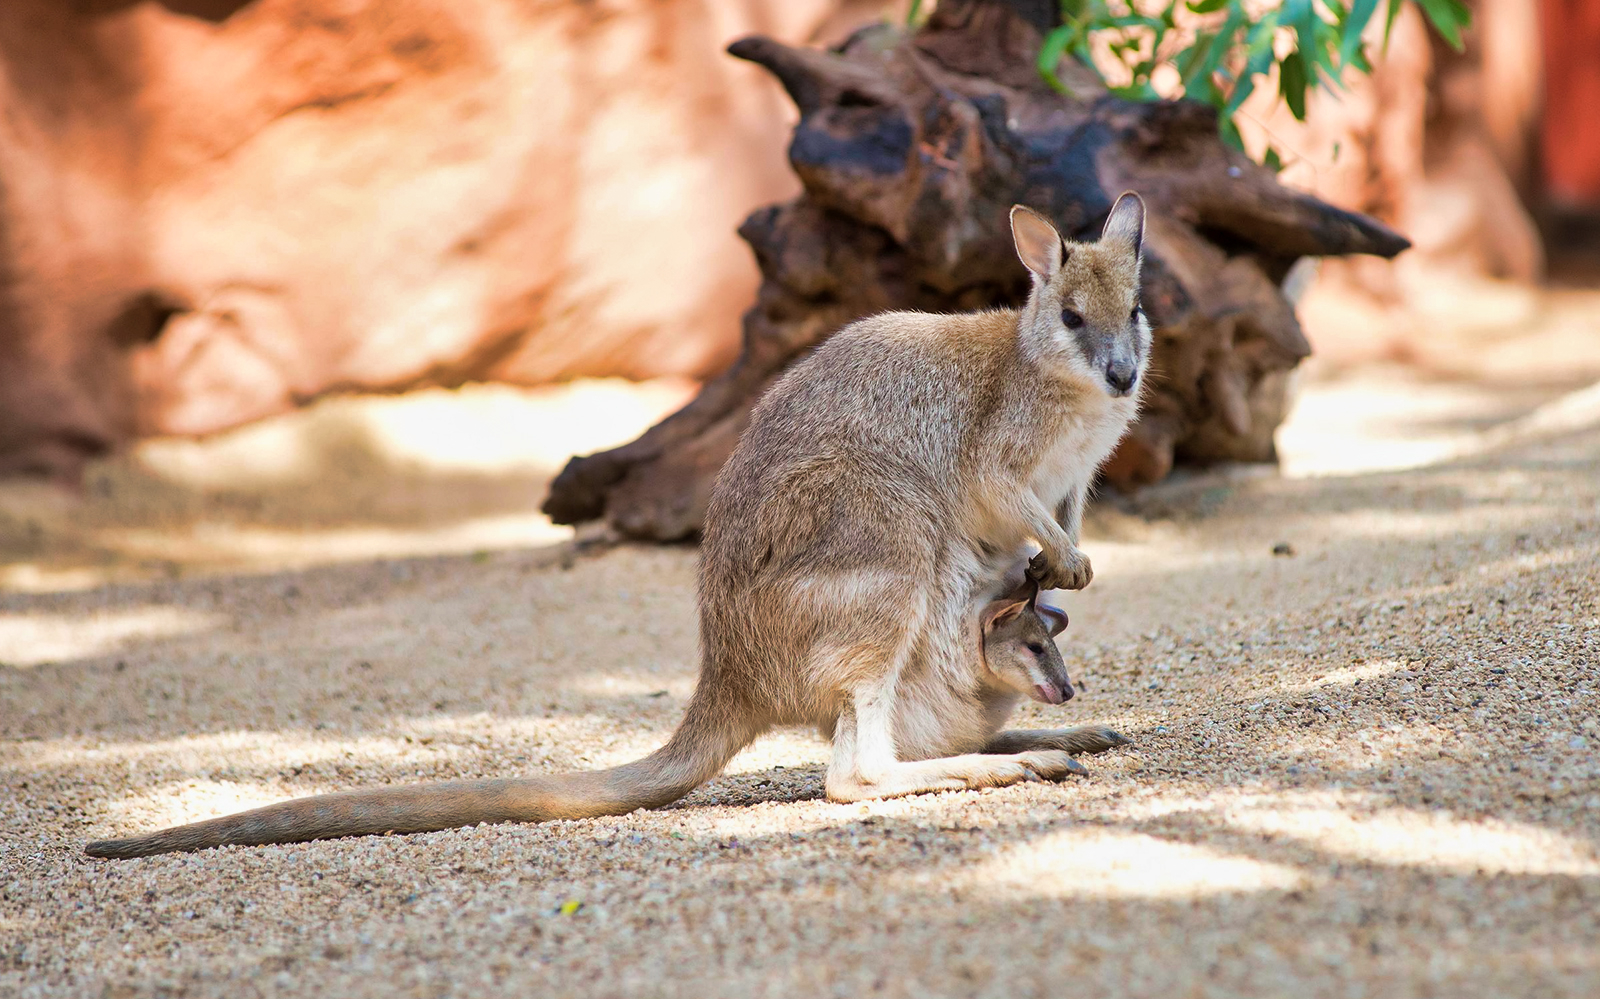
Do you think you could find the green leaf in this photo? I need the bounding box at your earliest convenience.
[1415,0,1471,51]
[1219,115,1245,151]
[1110,81,1162,101]
[1382,0,1404,52]
[1331,139,1343,162]
[906,0,924,27]
[1263,146,1284,172]
[1222,39,1276,118]
[1185,5,1245,101]
[1221,70,1255,118]
[1037,23,1080,95]
[1340,0,1380,67]
[1245,13,1279,56]
[1187,0,1231,12]
[1284,0,1320,62]
[1177,31,1219,85]
[1279,50,1309,120]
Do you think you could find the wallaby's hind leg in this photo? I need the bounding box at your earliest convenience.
[824,677,1088,803]
[981,726,1130,756]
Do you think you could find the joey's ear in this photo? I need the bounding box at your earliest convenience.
[1010,205,1064,280]
[983,570,1039,633]
[981,596,1029,634]
[1035,600,1069,637]
[1101,191,1145,258]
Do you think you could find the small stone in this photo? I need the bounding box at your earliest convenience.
[1271,542,1295,556]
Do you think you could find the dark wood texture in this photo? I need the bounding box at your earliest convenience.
[544,0,1410,540]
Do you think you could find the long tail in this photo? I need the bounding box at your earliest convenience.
[85,686,762,859]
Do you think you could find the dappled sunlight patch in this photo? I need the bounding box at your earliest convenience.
[0,563,118,594]
[0,379,699,587]
[1078,541,1256,584]
[1469,543,1598,584]
[0,606,225,667]
[949,828,1314,899]
[133,379,698,491]
[1218,790,1600,876]
[16,729,428,774]
[93,514,573,573]
[1319,504,1559,545]
[400,712,677,770]
[1306,659,1406,689]
[559,674,698,700]
[102,778,300,830]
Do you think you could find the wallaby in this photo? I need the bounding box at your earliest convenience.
[83,576,1105,858]
[84,194,1148,859]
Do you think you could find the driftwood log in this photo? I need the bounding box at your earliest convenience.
[543,0,1410,541]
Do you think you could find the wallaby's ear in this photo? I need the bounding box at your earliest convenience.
[983,571,1039,633]
[981,595,1029,634]
[1101,191,1145,258]
[1010,205,1064,280]
[1036,600,1069,637]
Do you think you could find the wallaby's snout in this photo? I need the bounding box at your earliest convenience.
[1105,355,1137,396]
[1033,670,1075,705]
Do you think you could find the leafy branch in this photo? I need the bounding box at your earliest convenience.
[1036,0,1470,167]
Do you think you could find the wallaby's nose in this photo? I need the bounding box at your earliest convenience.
[1105,359,1136,395]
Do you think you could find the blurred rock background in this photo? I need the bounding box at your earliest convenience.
[0,0,885,478]
[0,0,1596,582]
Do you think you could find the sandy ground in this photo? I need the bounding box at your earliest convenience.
[2,364,1599,998]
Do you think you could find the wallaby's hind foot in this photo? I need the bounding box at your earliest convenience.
[823,750,1088,803]
[982,725,1130,756]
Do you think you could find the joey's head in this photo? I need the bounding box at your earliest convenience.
[1010,192,1152,399]
[980,576,1073,705]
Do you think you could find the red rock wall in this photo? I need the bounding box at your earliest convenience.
[0,0,859,478]
[1542,0,1600,202]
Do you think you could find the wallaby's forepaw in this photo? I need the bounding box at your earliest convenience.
[1049,725,1130,755]
[981,725,1132,756]
[1028,547,1093,591]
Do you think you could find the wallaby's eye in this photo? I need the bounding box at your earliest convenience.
[1025,642,1047,656]
[1061,308,1084,330]
[1130,304,1141,322]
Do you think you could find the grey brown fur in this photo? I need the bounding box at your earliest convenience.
[84,194,1149,858]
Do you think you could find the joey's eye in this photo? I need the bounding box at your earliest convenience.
[1025,642,1047,656]
[1061,308,1084,330]
[1130,304,1141,322]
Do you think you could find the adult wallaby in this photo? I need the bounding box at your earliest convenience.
[85,194,1148,858]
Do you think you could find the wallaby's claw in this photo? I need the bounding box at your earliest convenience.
[1071,725,1130,754]
[1028,548,1093,592]
[1020,750,1090,782]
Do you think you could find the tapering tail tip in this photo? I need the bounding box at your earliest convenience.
[85,836,158,860]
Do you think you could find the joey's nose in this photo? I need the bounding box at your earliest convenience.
[1105,360,1136,395]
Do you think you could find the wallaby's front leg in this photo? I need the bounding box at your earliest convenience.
[982,726,1130,756]
[1054,481,1088,550]
[825,676,1087,803]
[981,479,1092,591]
